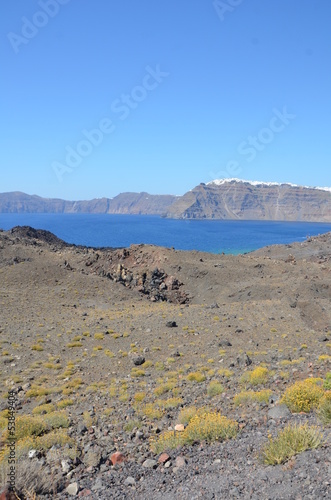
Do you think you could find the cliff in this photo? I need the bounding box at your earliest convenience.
[164,179,331,222]
[0,191,176,216]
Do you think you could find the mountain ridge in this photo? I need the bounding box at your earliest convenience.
[0,179,330,221]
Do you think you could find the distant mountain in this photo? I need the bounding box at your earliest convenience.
[0,191,176,216]
[164,179,331,222]
[1,179,330,221]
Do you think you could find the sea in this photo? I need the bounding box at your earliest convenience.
[0,213,331,255]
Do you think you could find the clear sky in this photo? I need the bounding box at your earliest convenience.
[1,0,330,199]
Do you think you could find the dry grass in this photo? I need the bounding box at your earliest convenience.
[151,409,238,454]
[261,423,322,465]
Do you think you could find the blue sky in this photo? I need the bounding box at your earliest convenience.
[1,0,330,199]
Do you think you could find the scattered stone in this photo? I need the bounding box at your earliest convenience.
[219,339,232,347]
[77,423,88,435]
[174,424,185,432]
[66,482,79,496]
[268,404,291,419]
[83,450,101,468]
[142,458,158,469]
[175,456,187,468]
[158,453,171,464]
[92,478,104,491]
[28,449,38,459]
[133,355,145,366]
[61,459,72,473]
[110,452,126,465]
[124,476,136,486]
[166,321,177,327]
[237,353,252,366]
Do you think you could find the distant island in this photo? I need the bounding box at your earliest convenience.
[1,178,330,222]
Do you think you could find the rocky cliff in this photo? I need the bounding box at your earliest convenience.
[1,179,330,221]
[0,191,176,216]
[164,179,331,222]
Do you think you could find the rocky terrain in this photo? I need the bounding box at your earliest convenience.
[0,226,330,499]
[1,178,331,221]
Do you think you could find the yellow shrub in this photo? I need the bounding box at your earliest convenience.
[281,379,324,413]
[240,367,269,386]
[94,333,104,340]
[187,372,206,383]
[151,410,237,453]
[134,392,146,402]
[32,403,56,415]
[154,381,176,396]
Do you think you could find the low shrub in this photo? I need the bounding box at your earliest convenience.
[207,381,224,397]
[323,373,331,390]
[281,379,324,413]
[234,389,272,406]
[318,391,331,425]
[240,367,269,386]
[178,406,197,425]
[151,409,237,454]
[261,423,322,465]
[187,372,206,383]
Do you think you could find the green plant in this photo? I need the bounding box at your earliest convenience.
[151,409,237,453]
[32,403,56,415]
[124,419,142,432]
[156,397,183,409]
[218,368,233,377]
[57,399,74,409]
[234,389,272,406]
[261,423,322,465]
[318,391,331,425]
[324,373,331,390]
[207,381,224,397]
[178,406,197,425]
[154,381,176,396]
[281,379,324,413]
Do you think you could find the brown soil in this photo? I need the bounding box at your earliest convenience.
[0,227,330,499]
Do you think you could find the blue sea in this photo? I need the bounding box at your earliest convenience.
[0,213,330,255]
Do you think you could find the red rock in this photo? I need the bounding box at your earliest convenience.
[110,451,126,465]
[78,489,92,497]
[0,488,17,500]
[158,452,170,464]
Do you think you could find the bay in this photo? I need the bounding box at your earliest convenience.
[0,213,330,254]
